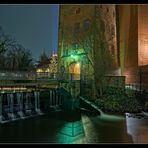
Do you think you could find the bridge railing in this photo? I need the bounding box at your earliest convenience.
[0,71,82,81]
[0,71,39,80]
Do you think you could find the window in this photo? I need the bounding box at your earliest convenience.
[75,8,81,14]
[72,43,79,53]
[74,23,80,33]
[83,19,90,31]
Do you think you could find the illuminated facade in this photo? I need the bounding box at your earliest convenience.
[117,5,138,84]
[138,5,148,66]
[58,5,148,89]
[58,5,119,80]
[36,54,58,75]
[118,5,148,88]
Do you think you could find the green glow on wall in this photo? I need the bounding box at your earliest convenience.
[70,54,77,58]
[69,54,79,61]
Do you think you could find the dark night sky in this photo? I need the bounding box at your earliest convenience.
[0,4,59,63]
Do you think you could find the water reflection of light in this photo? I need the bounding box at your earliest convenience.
[80,114,100,143]
[125,113,139,143]
[125,113,148,143]
[97,112,125,121]
[56,120,84,144]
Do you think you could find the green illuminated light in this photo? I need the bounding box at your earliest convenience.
[70,54,75,57]
[70,54,77,58]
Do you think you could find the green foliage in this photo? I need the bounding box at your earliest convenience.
[95,87,141,113]
[126,88,136,98]
[75,8,115,97]
[93,10,115,97]
[104,86,125,95]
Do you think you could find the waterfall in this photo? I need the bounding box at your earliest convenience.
[49,90,52,107]
[17,92,25,118]
[34,91,42,114]
[0,90,45,124]
[56,90,59,106]
[53,90,55,106]
[7,93,16,120]
[0,94,3,122]
[25,92,31,115]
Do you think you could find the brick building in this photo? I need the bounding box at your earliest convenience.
[118,5,148,89]
[58,4,148,90]
[58,5,119,81]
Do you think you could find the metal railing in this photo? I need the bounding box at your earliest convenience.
[126,83,148,92]
[0,72,82,81]
[0,71,37,80]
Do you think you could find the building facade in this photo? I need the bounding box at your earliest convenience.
[118,5,148,89]
[58,5,119,81]
[58,4,148,90]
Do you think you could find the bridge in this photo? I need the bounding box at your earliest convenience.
[0,71,83,123]
[0,71,82,88]
[0,71,103,124]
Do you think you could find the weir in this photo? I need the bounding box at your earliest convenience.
[0,91,43,123]
[0,87,65,124]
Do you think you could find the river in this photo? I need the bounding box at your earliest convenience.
[0,111,148,144]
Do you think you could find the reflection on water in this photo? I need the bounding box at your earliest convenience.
[75,113,133,144]
[126,114,148,143]
[0,111,148,143]
[97,112,125,121]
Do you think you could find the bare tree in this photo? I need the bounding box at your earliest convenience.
[0,26,16,54]
[75,7,115,97]
[0,26,17,70]
[0,26,34,71]
[6,44,33,71]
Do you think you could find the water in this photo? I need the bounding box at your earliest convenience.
[17,111,25,119]
[7,113,16,121]
[0,111,148,144]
